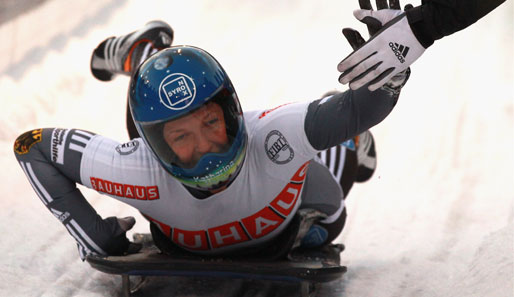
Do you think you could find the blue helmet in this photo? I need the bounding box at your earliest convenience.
[129,46,247,191]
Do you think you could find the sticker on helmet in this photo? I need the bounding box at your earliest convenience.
[265,130,294,164]
[159,73,196,110]
[154,57,171,70]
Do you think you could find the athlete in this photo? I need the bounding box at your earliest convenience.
[14,19,410,260]
[338,0,507,91]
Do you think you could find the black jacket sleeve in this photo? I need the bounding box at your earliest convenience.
[406,0,507,48]
[304,88,398,150]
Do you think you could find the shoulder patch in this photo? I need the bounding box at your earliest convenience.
[116,140,140,155]
[14,129,43,155]
[265,130,294,164]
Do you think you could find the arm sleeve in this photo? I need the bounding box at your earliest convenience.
[406,0,507,48]
[13,128,129,260]
[304,87,398,150]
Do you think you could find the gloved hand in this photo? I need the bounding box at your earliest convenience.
[103,216,142,255]
[337,0,423,91]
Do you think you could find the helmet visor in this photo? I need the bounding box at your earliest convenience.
[138,86,245,189]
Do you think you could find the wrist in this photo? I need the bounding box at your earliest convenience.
[406,5,434,48]
[381,68,411,96]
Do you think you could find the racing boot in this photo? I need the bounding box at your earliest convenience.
[90,20,173,81]
[355,130,377,182]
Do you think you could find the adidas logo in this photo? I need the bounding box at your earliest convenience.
[388,42,410,63]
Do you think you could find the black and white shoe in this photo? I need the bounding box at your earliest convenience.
[355,130,377,182]
[90,20,173,81]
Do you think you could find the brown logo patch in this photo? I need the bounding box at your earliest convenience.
[14,129,43,155]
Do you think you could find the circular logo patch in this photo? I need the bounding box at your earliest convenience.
[158,73,196,110]
[115,140,140,155]
[265,130,294,164]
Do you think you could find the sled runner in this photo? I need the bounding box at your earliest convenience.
[86,234,346,297]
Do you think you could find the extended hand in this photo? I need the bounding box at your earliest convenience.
[338,0,424,91]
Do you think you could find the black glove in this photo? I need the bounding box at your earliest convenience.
[102,216,142,255]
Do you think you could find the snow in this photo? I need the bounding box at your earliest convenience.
[1,0,512,296]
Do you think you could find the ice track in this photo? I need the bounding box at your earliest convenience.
[1,0,512,296]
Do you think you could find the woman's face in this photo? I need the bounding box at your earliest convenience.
[163,102,229,168]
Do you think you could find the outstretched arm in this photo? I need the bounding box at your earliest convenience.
[304,10,410,150]
[338,0,507,91]
[13,128,140,260]
[304,86,399,150]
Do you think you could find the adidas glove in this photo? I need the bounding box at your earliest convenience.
[338,5,425,91]
[342,28,411,96]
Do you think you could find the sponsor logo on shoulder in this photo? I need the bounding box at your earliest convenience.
[159,73,196,110]
[116,140,140,155]
[51,128,70,164]
[14,129,43,155]
[389,42,410,63]
[265,130,294,164]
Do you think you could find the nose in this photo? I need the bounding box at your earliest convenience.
[194,134,213,154]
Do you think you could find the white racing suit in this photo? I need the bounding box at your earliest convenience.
[14,87,399,260]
